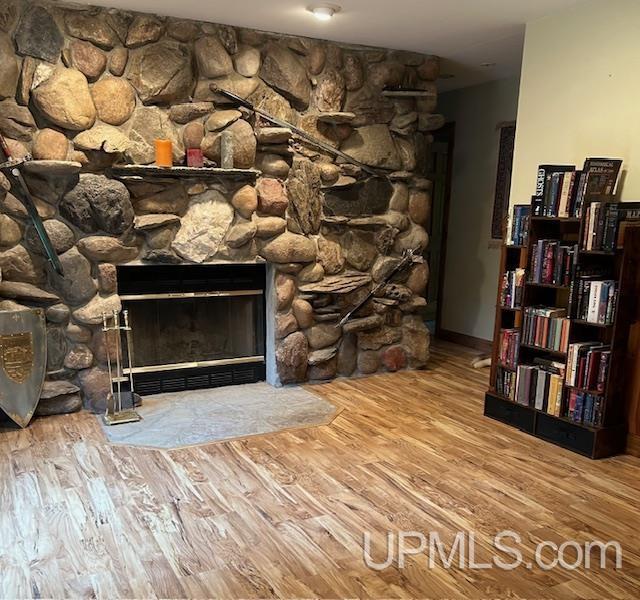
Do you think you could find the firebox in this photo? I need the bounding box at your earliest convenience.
[116,263,266,396]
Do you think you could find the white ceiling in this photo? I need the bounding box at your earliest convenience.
[79,0,585,91]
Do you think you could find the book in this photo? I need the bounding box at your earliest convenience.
[500,268,525,308]
[533,165,575,216]
[506,204,531,246]
[582,158,623,198]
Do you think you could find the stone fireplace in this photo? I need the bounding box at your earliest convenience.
[0,0,436,416]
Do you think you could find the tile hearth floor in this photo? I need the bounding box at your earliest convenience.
[99,382,339,449]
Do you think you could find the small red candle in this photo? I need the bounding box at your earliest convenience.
[155,139,172,168]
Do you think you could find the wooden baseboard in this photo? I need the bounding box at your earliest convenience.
[626,433,640,457]
[437,329,492,354]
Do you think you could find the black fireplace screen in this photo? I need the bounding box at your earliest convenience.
[126,293,264,370]
[116,263,266,395]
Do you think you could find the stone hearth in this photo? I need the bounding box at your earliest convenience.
[0,0,436,415]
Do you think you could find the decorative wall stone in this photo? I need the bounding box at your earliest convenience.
[0,32,18,98]
[260,43,311,109]
[172,190,234,262]
[32,67,96,130]
[127,41,193,104]
[14,5,63,63]
[194,35,233,78]
[91,77,136,125]
[276,331,308,384]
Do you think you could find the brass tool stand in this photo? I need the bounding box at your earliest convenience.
[102,310,141,426]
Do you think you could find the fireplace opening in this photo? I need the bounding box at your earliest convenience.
[116,263,266,396]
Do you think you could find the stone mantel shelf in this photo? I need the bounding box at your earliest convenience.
[110,164,261,182]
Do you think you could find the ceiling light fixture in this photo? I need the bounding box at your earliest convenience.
[308,3,341,21]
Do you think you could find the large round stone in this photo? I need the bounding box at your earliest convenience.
[408,190,430,225]
[194,35,233,78]
[109,47,128,76]
[275,331,308,384]
[394,223,429,254]
[78,366,111,412]
[32,67,96,131]
[260,43,311,110]
[77,236,138,263]
[286,159,321,234]
[26,220,75,255]
[15,5,63,62]
[402,314,430,368]
[253,216,286,239]
[344,54,364,91]
[0,32,18,99]
[231,185,257,219]
[67,40,106,81]
[0,245,45,284]
[183,121,204,149]
[201,119,256,169]
[91,77,136,126]
[55,247,97,304]
[61,174,134,235]
[258,232,316,264]
[126,106,184,165]
[256,178,288,217]
[73,124,131,154]
[31,128,69,160]
[0,215,21,247]
[64,11,118,49]
[172,190,234,263]
[314,69,345,112]
[276,273,295,310]
[126,15,164,48]
[233,45,260,77]
[292,298,313,329]
[406,262,429,296]
[205,109,241,132]
[306,323,342,350]
[73,294,121,326]
[317,236,344,275]
[127,41,194,105]
[341,124,401,170]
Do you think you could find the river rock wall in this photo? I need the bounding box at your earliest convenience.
[0,0,440,414]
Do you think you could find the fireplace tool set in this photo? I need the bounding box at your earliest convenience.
[101,310,142,426]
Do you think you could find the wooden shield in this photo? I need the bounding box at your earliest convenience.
[0,309,47,428]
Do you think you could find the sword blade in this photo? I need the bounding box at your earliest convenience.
[0,134,64,276]
[210,85,387,179]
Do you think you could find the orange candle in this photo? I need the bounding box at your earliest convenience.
[155,139,173,168]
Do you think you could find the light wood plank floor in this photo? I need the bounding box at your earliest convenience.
[1,341,640,599]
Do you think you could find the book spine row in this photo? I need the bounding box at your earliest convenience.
[582,202,620,252]
[566,343,611,391]
[507,205,531,246]
[529,241,577,286]
[498,329,520,369]
[566,390,604,427]
[573,280,617,324]
[496,367,516,401]
[522,307,569,353]
[500,268,525,309]
[515,364,564,415]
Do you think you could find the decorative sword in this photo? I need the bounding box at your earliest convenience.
[210,84,388,179]
[0,132,64,276]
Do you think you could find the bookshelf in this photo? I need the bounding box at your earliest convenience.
[485,188,640,459]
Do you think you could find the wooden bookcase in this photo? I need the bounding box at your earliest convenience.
[484,200,640,459]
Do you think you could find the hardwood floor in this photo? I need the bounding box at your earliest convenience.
[1,341,640,599]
